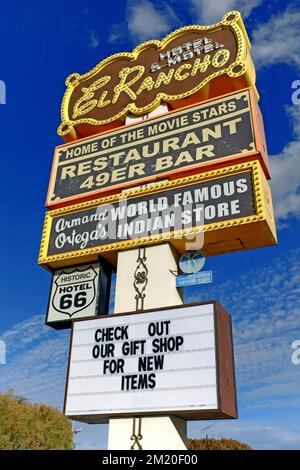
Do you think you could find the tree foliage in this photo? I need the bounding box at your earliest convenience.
[187,437,252,450]
[0,392,73,450]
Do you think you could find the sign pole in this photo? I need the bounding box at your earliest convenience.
[109,242,187,450]
[98,100,190,447]
[108,416,187,450]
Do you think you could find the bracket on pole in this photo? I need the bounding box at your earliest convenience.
[130,417,143,450]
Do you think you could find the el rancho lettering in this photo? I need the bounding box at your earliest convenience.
[58,11,257,141]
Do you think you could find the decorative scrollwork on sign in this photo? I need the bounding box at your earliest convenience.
[131,417,143,450]
[134,248,148,311]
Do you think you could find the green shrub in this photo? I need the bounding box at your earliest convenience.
[0,392,73,450]
[187,437,252,450]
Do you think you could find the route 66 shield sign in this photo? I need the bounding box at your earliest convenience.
[46,260,111,329]
[52,265,97,316]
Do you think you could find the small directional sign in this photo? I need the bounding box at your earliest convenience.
[46,260,111,329]
[176,270,213,287]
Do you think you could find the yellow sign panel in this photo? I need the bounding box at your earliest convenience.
[58,11,257,141]
[39,160,277,269]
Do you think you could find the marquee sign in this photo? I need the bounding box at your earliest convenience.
[48,88,269,208]
[39,161,277,269]
[64,301,237,423]
[46,260,112,329]
[58,11,257,141]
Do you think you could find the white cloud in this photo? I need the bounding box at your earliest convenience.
[108,23,126,44]
[270,105,300,221]
[189,0,262,24]
[252,8,300,70]
[109,0,179,44]
[249,8,300,223]
[1,315,51,351]
[187,247,300,416]
[86,30,100,49]
[73,422,107,450]
[127,0,178,42]
[108,0,264,45]
[189,420,300,450]
[0,315,69,407]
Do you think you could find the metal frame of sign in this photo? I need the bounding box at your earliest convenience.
[39,160,277,270]
[45,257,113,329]
[58,11,257,141]
[47,87,269,208]
[63,301,238,423]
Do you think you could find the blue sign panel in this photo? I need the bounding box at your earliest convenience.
[176,271,213,287]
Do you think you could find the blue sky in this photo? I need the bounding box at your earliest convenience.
[0,0,300,450]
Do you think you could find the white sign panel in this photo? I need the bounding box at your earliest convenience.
[46,263,100,326]
[64,302,236,422]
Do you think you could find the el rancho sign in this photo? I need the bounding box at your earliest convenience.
[58,11,257,141]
